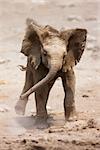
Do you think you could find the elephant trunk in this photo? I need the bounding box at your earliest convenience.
[20,64,60,99]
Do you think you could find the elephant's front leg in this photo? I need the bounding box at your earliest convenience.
[62,69,77,121]
[34,80,55,129]
[15,67,33,115]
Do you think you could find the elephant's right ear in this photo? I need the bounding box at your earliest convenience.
[60,28,87,72]
[21,24,42,56]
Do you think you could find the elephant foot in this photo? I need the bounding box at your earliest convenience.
[15,99,28,115]
[67,113,78,122]
[34,116,49,129]
[65,107,78,122]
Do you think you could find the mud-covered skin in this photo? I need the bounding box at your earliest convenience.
[15,19,87,127]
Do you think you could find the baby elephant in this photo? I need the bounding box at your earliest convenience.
[15,19,87,128]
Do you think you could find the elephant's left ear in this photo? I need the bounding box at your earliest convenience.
[60,28,87,72]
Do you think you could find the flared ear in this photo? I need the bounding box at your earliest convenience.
[20,22,43,69]
[21,24,42,56]
[60,28,87,72]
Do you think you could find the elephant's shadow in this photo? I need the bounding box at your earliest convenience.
[15,114,64,130]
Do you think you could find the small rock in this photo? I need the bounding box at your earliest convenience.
[82,94,89,98]
[97,128,100,131]
[72,140,77,144]
[5,141,11,144]
[31,139,38,143]
[87,119,97,128]
[48,127,64,133]
[48,130,52,133]
[82,126,87,130]
[21,139,27,144]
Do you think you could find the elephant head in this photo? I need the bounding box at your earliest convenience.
[20,19,87,99]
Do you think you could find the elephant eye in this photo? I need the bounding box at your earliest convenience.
[43,49,47,56]
[63,52,67,59]
[22,39,26,42]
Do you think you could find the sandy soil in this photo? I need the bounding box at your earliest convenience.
[0,0,100,149]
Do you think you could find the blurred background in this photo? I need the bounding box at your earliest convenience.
[0,0,99,51]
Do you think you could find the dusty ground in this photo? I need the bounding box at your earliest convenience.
[0,0,100,149]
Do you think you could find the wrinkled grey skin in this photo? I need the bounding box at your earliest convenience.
[15,19,87,128]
